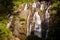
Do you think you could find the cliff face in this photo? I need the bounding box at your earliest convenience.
[5,0,60,40]
[6,1,52,40]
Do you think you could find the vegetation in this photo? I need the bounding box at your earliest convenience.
[0,15,11,40]
[0,24,11,40]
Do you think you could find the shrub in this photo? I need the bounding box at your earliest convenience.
[0,24,11,40]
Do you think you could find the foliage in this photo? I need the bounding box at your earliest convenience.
[0,0,13,13]
[49,1,60,40]
[0,24,11,40]
[0,0,37,13]
[0,15,11,40]
[51,1,60,15]
[0,15,8,25]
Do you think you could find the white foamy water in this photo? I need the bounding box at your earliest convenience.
[27,13,30,36]
[33,12,42,38]
[32,2,36,8]
[45,5,51,23]
[40,4,45,11]
[45,5,51,38]
[24,4,28,11]
[7,15,14,28]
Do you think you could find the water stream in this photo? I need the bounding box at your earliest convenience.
[33,12,42,38]
[6,15,14,28]
[27,13,30,36]
[40,3,45,11]
[24,4,28,11]
[32,2,36,10]
[45,5,51,38]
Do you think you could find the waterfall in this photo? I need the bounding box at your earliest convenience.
[24,4,28,11]
[27,13,30,36]
[45,5,51,38]
[32,2,36,9]
[6,15,13,28]
[40,3,45,11]
[33,12,42,38]
[45,7,50,19]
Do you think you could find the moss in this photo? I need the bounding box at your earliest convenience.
[20,18,25,21]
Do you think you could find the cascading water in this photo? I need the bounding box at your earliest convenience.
[45,5,51,38]
[24,4,28,11]
[26,2,50,38]
[32,2,36,9]
[33,12,42,38]
[7,15,14,28]
[27,13,30,36]
[40,3,45,11]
